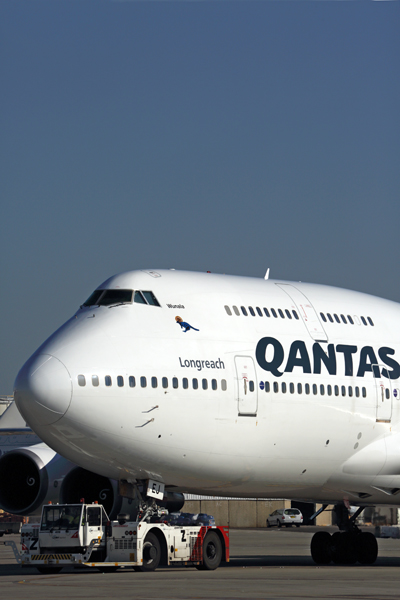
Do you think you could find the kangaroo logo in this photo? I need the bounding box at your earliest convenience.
[175,316,199,333]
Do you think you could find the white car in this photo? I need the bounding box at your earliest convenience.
[267,508,303,528]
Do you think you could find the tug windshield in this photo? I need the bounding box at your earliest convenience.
[41,505,83,530]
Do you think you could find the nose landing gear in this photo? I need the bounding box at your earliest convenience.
[310,505,378,565]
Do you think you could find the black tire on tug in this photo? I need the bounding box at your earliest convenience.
[201,531,222,571]
[140,532,161,572]
[36,567,63,574]
[310,531,332,565]
[356,531,378,565]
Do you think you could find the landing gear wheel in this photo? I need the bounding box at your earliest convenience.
[331,532,357,565]
[199,531,222,571]
[36,567,62,574]
[310,531,332,565]
[140,532,161,571]
[356,531,378,565]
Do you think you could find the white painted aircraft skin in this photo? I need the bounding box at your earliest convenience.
[13,269,400,506]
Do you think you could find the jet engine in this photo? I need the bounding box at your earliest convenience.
[60,467,185,519]
[0,444,75,515]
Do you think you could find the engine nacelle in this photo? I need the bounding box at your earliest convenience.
[0,444,75,515]
[60,468,185,518]
[60,467,138,519]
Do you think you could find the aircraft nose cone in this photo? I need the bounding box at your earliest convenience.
[14,354,72,427]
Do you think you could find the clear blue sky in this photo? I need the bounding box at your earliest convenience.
[1,1,399,393]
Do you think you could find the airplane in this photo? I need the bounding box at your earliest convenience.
[13,268,400,565]
[0,401,183,517]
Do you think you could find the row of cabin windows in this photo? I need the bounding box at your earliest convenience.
[320,313,374,326]
[77,375,227,391]
[224,305,299,320]
[224,305,374,327]
[262,381,367,398]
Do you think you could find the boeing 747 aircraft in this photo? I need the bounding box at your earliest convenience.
[13,269,400,564]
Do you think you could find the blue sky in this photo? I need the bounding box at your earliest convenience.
[1,0,399,393]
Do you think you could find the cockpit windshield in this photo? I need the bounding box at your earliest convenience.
[82,289,133,307]
[41,505,83,531]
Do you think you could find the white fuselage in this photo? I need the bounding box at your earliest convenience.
[14,270,400,506]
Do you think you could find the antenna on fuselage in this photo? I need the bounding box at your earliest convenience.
[264,268,270,280]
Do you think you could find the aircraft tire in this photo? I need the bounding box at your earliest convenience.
[356,532,378,565]
[310,531,332,565]
[140,532,161,571]
[201,531,222,571]
[331,532,357,565]
[36,566,63,574]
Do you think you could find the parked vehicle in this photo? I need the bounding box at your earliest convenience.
[267,508,303,528]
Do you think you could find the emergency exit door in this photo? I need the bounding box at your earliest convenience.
[235,356,258,416]
[374,364,392,423]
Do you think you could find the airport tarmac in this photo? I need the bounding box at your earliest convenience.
[2,527,400,599]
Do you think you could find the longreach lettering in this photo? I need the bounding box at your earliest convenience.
[255,337,400,380]
[179,357,225,372]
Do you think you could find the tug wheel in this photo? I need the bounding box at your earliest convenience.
[197,531,222,571]
[140,532,161,572]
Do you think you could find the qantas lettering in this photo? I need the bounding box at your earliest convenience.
[255,337,400,379]
[179,357,225,371]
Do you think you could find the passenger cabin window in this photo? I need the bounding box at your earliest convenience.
[129,376,136,387]
[92,375,99,387]
[162,377,168,389]
[140,376,147,388]
[172,377,178,389]
[78,375,86,387]
[83,289,133,307]
[117,376,124,387]
[183,378,189,389]
[249,306,255,316]
[271,308,278,318]
[256,307,263,316]
[224,306,232,316]
[151,377,157,388]
[241,306,248,316]
[233,306,240,316]
[212,379,217,390]
[263,308,270,317]
[105,376,112,387]
[221,379,227,391]
[193,378,198,389]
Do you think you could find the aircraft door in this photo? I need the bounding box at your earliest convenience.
[235,356,258,416]
[276,284,328,342]
[374,365,392,423]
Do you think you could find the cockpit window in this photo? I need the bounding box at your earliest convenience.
[142,291,160,306]
[82,288,160,308]
[82,289,133,307]
[134,291,147,304]
[83,290,103,307]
